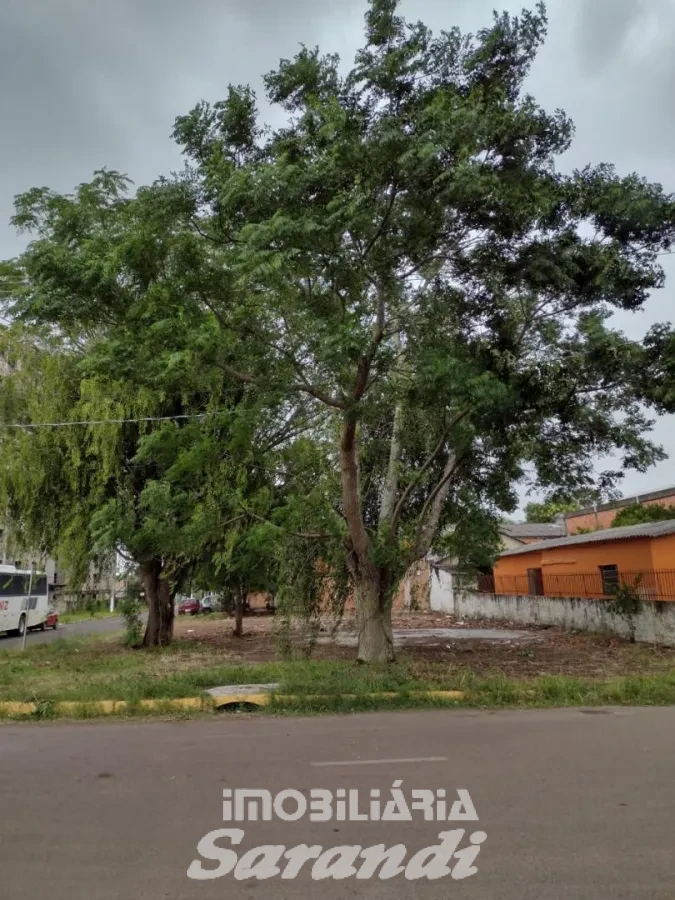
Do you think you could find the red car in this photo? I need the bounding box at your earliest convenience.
[178,597,200,616]
[45,608,59,630]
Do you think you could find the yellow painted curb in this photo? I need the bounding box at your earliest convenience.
[137,697,212,711]
[0,702,36,716]
[0,690,466,719]
[56,700,127,715]
[412,690,465,701]
[0,696,216,718]
[263,690,466,705]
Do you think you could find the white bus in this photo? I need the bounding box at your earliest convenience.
[0,566,49,637]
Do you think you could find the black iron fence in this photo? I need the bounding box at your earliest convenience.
[478,570,675,602]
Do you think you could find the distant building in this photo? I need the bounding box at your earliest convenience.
[498,521,566,549]
[565,486,675,534]
[493,520,675,600]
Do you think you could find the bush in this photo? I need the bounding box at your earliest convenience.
[119,595,143,647]
[613,503,675,528]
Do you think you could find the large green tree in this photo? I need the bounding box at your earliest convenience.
[167,0,675,659]
[0,317,232,647]
[0,172,328,647]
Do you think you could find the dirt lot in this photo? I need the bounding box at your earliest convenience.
[175,610,675,679]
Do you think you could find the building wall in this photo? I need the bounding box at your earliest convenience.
[493,534,675,600]
[430,567,454,612]
[451,590,675,646]
[566,490,675,534]
[648,537,675,570]
[565,508,619,533]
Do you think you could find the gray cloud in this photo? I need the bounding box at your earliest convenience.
[1,0,674,500]
[575,0,648,74]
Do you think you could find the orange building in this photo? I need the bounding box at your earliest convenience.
[565,485,675,534]
[493,520,675,601]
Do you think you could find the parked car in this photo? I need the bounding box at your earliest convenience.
[28,606,59,633]
[177,597,200,616]
[200,596,216,615]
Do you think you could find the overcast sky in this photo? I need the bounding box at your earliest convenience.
[1,0,674,506]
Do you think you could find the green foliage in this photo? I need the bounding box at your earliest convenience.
[119,594,143,648]
[434,502,504,570]
[168,0,675,588]
[612,503,675,528]
[608,579,644,643]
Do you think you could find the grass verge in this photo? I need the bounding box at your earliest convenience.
[59,610,118,625]
[2,633,675,720]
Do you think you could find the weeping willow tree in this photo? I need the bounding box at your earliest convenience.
[0,322,229,645]
[0,327,96,583]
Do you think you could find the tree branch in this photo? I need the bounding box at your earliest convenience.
[361,183,398,261]
[415,451,461,558]
[243,509,333,540]
[390,409,469,534]
[351,282,386,403]
[259,409,327,453]
[218,358,346,409]
[198,289,239,335]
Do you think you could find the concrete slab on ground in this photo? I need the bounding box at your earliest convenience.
[324,626,539,648]
[205,683,280,698]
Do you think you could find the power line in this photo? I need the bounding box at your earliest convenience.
[0,412,221,429]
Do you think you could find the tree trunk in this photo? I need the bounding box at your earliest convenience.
[340,413,397,663]
[355,568,395,663]
[233,584,245,637]
[141,559,175,647]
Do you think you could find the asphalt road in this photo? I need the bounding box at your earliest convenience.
[1,707,674,899]
[0,616,125,650]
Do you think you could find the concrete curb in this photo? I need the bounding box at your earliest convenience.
[0,690,467,718]
[0,697,216,717]
[256,690,466,706]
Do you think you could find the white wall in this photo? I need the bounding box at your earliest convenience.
[451,590,675,647]
[430,567,454,613]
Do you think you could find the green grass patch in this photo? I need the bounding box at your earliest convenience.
[2,633,675,717]
[59,610,118,625]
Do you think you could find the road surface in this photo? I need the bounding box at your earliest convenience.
[1,707,674,899]
[0,616,125,650]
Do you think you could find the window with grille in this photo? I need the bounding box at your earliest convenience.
[599,565,620,595]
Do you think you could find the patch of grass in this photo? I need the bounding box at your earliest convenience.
[2,632,675,718]
[0,634,295,704]
[59,610,118,625]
